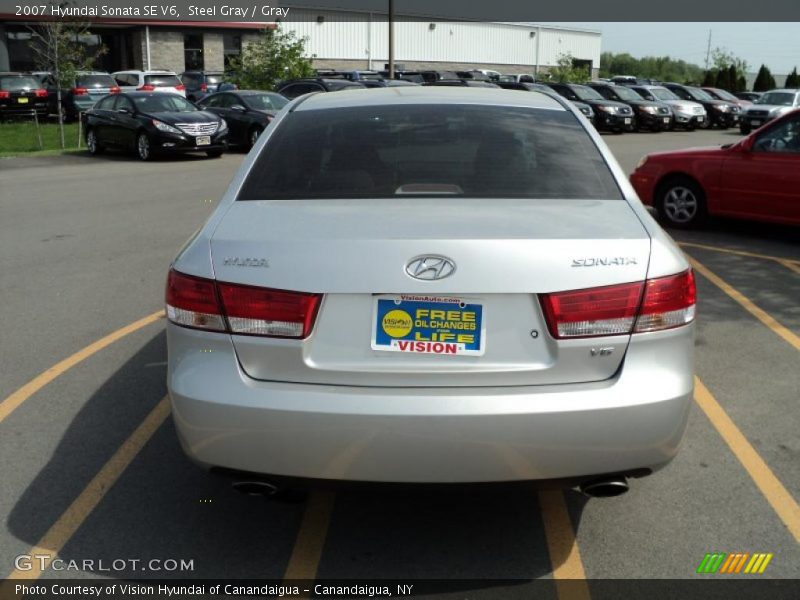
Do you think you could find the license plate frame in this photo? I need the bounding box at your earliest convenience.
[17,97,29,104]
[371,295,485,356]
[624,118,632,125]
[196,135,211,146]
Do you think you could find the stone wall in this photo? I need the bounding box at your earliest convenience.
[203,33,224,71]
[147,30,185,73]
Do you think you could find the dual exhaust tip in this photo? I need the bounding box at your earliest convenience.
[232,477,630,499]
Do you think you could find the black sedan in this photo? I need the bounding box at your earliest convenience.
[84,92,228,161]
[197,90,288,149]
[543,82,635,133]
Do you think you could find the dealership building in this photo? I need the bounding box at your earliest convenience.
[0,8,601,77]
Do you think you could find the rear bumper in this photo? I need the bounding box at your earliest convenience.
[0,101,48,117]
[168,322,694,484]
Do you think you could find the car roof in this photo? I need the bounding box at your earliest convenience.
[292,86,565,112]
[766,88,800,93]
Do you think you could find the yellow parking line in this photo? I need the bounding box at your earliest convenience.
[694,377,800,542]
[678,242,800,274]
[4,396,171,579]
[686,255,800,351]
[283,491,336,582]
[0,310,164,424]
[538,490,591,600]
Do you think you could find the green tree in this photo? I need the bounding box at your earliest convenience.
[228,27,315,91]
[753,64,777,91]
[785,67,799,88]
[547,52,591,83]
[727,65,740,92]
[27,2,107,147]
[599,51,703,84]
[715,67,732,91]
[702,70,716,86]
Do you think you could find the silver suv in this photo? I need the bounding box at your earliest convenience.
[630,84,707,130]
[740,89,800,134]
[112,70,186,97]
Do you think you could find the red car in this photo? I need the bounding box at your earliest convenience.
[630,109,800,228]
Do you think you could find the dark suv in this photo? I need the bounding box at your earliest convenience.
[662,82,740,129]
[588,82,673,131]
[544,82,635,133]
[180,71,229,102]
[0,72,48,119]
[275,78,366,99]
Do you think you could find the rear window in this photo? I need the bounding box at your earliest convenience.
[77,74,116,88]
[1,76,40,90]
[144,74,182,87]
[237,104,622,201]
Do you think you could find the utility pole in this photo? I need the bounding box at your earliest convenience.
[388,0,395,79]
[704,29,712,70]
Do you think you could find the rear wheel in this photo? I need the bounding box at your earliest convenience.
[86,129,104,155]
[136,132,153,161]
[656,177,707,229]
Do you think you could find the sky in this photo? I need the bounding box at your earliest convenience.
[542,22,800,74]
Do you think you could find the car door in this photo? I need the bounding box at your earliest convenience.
[88,95,117,144]
[718,114,800,224]
[111,95,139,148]
[221,93,250,141]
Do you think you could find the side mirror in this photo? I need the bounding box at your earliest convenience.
[231,104,247,112]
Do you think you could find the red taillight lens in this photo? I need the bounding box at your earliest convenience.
[138,84,156,91]
[540,269,695,339]
[200,83,207,92]
[165,270,226,332]
[0,91,10,99]
[72,87,88,96]
[35,88,48,98]
[634,270,696,333]
[218,282,321,338]
[541,281,644,339]
[175,84,186,91]
[109,86,121,94]
[165,269,321,338]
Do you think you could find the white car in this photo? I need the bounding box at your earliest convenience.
[112,70,186,97]
[166,87,696,498]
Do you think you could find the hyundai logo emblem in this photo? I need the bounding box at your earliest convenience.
[405,255,456,281]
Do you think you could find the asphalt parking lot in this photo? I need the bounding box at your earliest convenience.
[1,128,798,598]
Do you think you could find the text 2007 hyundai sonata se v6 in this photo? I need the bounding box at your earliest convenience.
[166,87,696,498]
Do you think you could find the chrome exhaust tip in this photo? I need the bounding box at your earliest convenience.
[579,477,629,498]
[232,480,279,497]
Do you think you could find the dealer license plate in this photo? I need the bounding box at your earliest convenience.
[663,117,670,123]
[624,118,632,124]
[196,136,211,146]
[751,120,761,127]
[18,97,29,104]
[372,295,485,356]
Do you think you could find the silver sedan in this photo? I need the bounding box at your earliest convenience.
[166,87,696,497]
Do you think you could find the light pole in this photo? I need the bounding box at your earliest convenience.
[388,0,395,78]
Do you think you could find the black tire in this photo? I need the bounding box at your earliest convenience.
[136,132,153,161]
[86,128,104,155]
[206,149,224,158]
[247,126,262,150]
[740,125,751,135]
[655,176,708,229]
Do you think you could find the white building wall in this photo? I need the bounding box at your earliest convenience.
[279,11,600,69]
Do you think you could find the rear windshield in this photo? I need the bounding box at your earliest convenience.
[0,76,40,90]
[144,74,182,87]
[77,74,116,88]
[237,104,622,201]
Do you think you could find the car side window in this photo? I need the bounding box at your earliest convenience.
[753,116,800,154]
[595,87,614,100]
[671,87,690,100]
[116,96,135,112]
[203,94,222,107]
[219,93,237,108]
[95,96,115,110]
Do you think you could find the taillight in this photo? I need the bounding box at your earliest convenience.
[72,87,88,96]
[35,88,48,98]
[110,86,121,94]
[540,269,695,339]
[200,83,208,92]
[634,270,696,333]
[175,84,186,91]
[218,282,320,338]
[0,91,10,99]
[138,84,156,91]
[165,269,321,339]
[166,270,226,332]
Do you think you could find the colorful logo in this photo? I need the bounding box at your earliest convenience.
[696,552,773,574]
